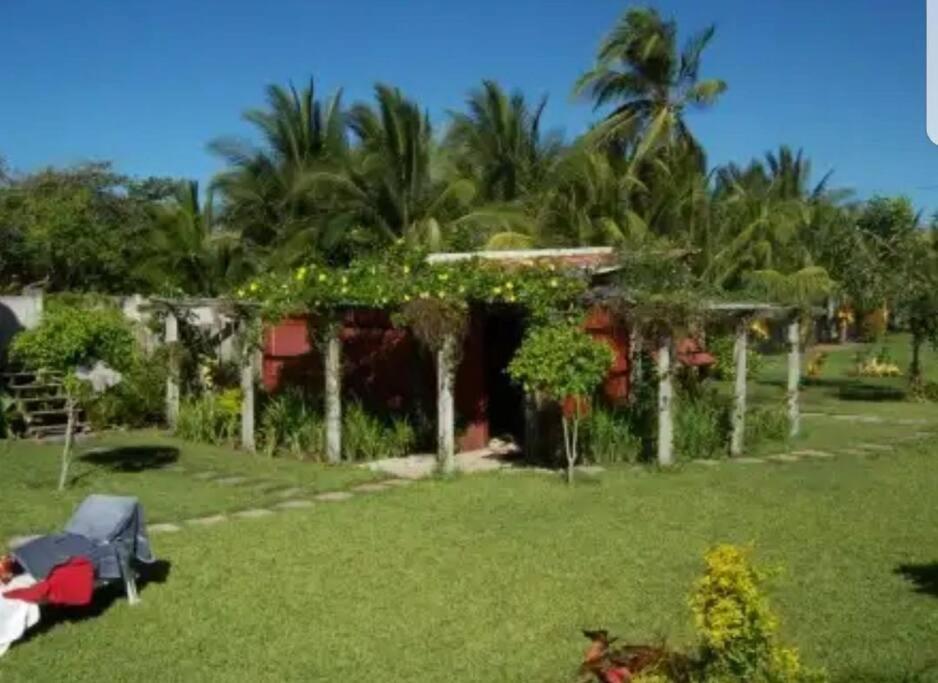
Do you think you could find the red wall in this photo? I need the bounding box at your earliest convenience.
[262,306,631,453]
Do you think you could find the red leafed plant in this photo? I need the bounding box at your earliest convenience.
[577,630,690,683]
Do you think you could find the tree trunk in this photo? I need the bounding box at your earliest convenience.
[910,331,924,387]
[787,319,801,438]
[436,334,456,475]
[524,393,539,461]
[657,336,674,466]
[628,326,642,405]
[324,330,342,464]
[164,313,179,431]
[58,396,76,491]
[730,320,748,457]
[240,343,256,454]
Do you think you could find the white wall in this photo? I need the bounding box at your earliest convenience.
[0,292,43,362]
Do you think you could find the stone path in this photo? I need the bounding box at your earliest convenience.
[6,426,934,550]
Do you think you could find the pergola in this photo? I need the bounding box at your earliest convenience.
[148,291,805,470]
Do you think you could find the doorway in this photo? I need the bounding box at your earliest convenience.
[483,307,526,444]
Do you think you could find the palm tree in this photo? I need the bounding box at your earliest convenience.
[574,6,726,159]
[136,181,251,295]
[445,80,560,203]
[210,78,348,262]
[310,84,522,252]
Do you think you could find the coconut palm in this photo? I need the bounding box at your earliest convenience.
[574,6,726,159]
[210,78,348,261]
[445,80,561,203]
[136,181,252,295]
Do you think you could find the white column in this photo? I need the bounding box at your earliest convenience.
[324,329,342,463]
[437,334,456,474]
[164,313,179,431]
[787,318,801,438]
[656,335,674,466]
[239,324,256,453]
[730,320,748,457]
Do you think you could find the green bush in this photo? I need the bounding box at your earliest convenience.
[10,302,136,374]
[176,389,241,445]
[746,404,789,446]
[583,407,643,464]
[709,335,764,383]
[85,354,167,429]
[675,390,732,461]
[343,402,415,461]
[258,389,325,459]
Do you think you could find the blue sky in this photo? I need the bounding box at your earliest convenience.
[1,1,934,212]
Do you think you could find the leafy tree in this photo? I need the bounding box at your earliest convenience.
[508,324,614,484]
[11,302,136,489]
[574,6,726,158]
[135,181,253,295]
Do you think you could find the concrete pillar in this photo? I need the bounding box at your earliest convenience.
[164,313,179,431]
[239,323,256,453]
[656,336,674,466]
[437,334,456,474]
[324,329,342,463]
[730,320,748,457]
[787,318,801,438]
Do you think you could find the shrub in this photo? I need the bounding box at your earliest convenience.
[709,334,764,383]
[10,303,135,374]
[675,390,732,461]
[508,323,615,483]
[176,389,241,445]
[690,545,827,682]
[84,353,167,429]
[746,404,790,446]
[258,389,325,459]
[343,402,415,461]
[583,407,643,464]
[850,347,901,378]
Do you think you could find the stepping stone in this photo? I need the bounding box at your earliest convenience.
[352,483,391,493]
[273,487,305,499]
[767,454,801,464]
[794,450,835,459]
[192,471,219,480]
[150,523,182,534]
[234,508,274,519]
[857,444,894,452]
[215,476,250,486]
[165,465,187,473]
[733,457,764,464]
[186,514,227,526]
[383,479,415,487]
[313,491,354,502]
[274,499,313,510]
[841,448,866,456]
[7,534,40,549]
[689,459,720,466]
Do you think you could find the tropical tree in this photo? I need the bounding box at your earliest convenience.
[445,80,560,204]
[574,6,726,158]
[135,181,252,295]
[211,79,349,262]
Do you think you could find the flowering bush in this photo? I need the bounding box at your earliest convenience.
[236,244,586,325]
[690,545,826,682]
[850,347,901,378]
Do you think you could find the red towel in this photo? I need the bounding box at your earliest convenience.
[3,556,94,606]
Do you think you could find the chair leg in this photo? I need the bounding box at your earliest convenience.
[125,572,140,605]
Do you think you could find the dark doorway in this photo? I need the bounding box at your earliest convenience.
[484,307,526,443]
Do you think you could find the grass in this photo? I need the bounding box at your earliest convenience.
[2,335,938,681]
[0,430,381,541]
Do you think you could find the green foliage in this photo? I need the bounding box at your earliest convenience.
[745,404,789,446]
[508,324,614,402]
[84,354,167,429]
[258,389,325,459]
[675,389,732,461]
[709,335,764,383]
[582,406,643,464]
[176,389,242,446]
[342,402,415,462]
[247,244,586,325]
[690,545,827,682]
[10,301,136,374]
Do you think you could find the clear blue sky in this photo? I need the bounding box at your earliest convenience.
[1,1,934,212]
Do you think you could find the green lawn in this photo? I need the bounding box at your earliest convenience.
[2,338,938,681]
[0,431,381,541]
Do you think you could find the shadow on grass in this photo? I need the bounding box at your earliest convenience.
[21,560,172,642]
[759,377,907,402]
[77,446,180,473]
[895,563,938,598]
